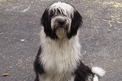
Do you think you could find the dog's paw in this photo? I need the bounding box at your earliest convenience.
[92,67,106,78]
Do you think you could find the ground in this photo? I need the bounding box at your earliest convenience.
[0,0,122,81]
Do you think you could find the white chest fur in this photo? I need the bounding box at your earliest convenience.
[39,29,81,76]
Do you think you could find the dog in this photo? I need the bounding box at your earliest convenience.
[34,2,105,81]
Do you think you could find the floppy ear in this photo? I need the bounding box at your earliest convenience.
[67,10,82,39]
[41,9,58,39]
[41,9,51,36]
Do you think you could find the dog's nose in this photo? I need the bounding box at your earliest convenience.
[57,19,66,26]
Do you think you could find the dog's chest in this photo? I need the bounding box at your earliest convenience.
[40,38,80,73]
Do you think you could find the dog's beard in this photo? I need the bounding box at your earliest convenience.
[55,28,67,39]
[54,23,70,39]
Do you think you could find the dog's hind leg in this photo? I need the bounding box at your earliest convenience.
[35,74,39,81]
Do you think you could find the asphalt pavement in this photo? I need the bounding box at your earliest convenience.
[0,0,122,81]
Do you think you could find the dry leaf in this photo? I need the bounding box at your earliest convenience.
[2,73,9,77]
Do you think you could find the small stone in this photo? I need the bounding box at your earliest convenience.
[21,39,25,42]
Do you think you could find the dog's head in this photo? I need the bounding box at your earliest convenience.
[41,2,82,39]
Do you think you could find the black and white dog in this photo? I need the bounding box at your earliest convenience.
[34,2,105,81]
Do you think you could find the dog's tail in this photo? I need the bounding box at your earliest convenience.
[91,67,106,81]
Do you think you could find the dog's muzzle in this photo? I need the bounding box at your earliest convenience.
[51,15,71,32]
[51,16,71,39]
[57,19,67,28]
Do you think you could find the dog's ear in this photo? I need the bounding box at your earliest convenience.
[41,8,51,33]
[67,10,82,39]
[41,9,58,39]
[41,9,48,26]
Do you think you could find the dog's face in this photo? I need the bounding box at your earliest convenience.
[51,15,71,39]
[41,2,82,39]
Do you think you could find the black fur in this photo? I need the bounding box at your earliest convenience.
[34,46,45,81]
[74,61,94,81]
[41,8,59,39]
[41,7,82,40]
[67,10,82,39]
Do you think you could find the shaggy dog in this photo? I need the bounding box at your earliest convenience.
[34,2,105,81]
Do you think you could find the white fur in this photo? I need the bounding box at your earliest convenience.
[87,67,105,81]
[93,75,99,81]
[92,67,106,78]
[39,27,81,81]
[49,2,75,18]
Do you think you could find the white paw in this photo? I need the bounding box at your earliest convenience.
[92,67,106,78]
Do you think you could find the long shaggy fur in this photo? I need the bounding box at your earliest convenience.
[34,2,105,81]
